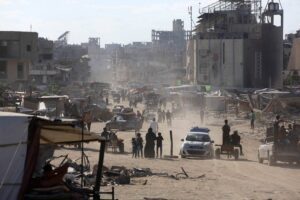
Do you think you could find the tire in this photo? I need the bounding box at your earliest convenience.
[258,152,263,164]
[268,154,275,166]
[234,149,239,160]
[215,148,221,159]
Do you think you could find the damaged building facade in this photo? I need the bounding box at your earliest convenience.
[29,37,59,84]
[152,19,190,73]
[286,30,300,72]
[0,31,38,84]
[187,0,284,89]
[113,19,189,86]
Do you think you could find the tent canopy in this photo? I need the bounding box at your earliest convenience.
[0,111,103,199]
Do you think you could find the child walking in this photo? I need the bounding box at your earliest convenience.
[156,132,164,158]
[136,133,144,158]
[131,138,137,158]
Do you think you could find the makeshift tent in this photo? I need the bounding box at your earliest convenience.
[0,112,30,200]
[0,112,102,199]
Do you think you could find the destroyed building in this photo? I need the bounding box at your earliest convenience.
[53,32,91,83]
[29,37,58,84]
[111,20,189,86]
[287,30,300,72]
[152,19,190,70]
[86,38,102,81]
[101,43,125,82]
[0,31,38,84]
[282,29,300,85]
[187,0,284,89]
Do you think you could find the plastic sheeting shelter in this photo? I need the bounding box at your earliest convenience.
[0,112,101,199]
[0,112,30,200]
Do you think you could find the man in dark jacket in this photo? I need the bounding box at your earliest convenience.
[231,131,243,155]
[156,132,164,158]
[222,120,230,145]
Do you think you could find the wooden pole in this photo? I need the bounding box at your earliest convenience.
[170,130,173,156]
[94,140,106,200]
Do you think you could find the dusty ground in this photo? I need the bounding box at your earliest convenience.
[55,102,300,200]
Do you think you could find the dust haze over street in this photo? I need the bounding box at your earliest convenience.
[55,100,300,200]
[2,0,300,199]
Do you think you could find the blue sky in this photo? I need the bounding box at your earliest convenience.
[0,0,299,46]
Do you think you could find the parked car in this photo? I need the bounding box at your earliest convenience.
[85,104,113,121]
[106,114,143,131]
[112,105,125,114]
[180,131,214,158]
[258,137,300,166]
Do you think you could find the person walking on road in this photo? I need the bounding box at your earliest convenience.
[156,132,164,158]
[136,133,144,158]
[250,110,255,130]
[166,110,172,127]
[132,138,138,158]
[200,107,205,124]
[150,118,159,134]
[144,128,156,158]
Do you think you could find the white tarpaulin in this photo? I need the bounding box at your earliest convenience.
[0,112,31,200]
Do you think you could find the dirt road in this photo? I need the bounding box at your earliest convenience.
[56,107,300,200]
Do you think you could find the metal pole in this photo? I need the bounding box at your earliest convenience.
[94,140,106,200]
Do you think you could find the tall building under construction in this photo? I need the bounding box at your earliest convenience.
[187,0,283,88]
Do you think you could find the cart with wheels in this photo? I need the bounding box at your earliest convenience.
[215,144,240,160]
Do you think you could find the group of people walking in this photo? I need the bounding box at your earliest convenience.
[157,109,172,126]
[132,128,164,159]
[131,118,164,158]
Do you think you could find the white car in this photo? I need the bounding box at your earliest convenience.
[258,137,300,165]
[180,132,214,158]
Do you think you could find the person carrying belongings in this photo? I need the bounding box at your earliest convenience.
[230,131,244,156]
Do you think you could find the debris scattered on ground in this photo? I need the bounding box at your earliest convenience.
[86,165,206,186]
